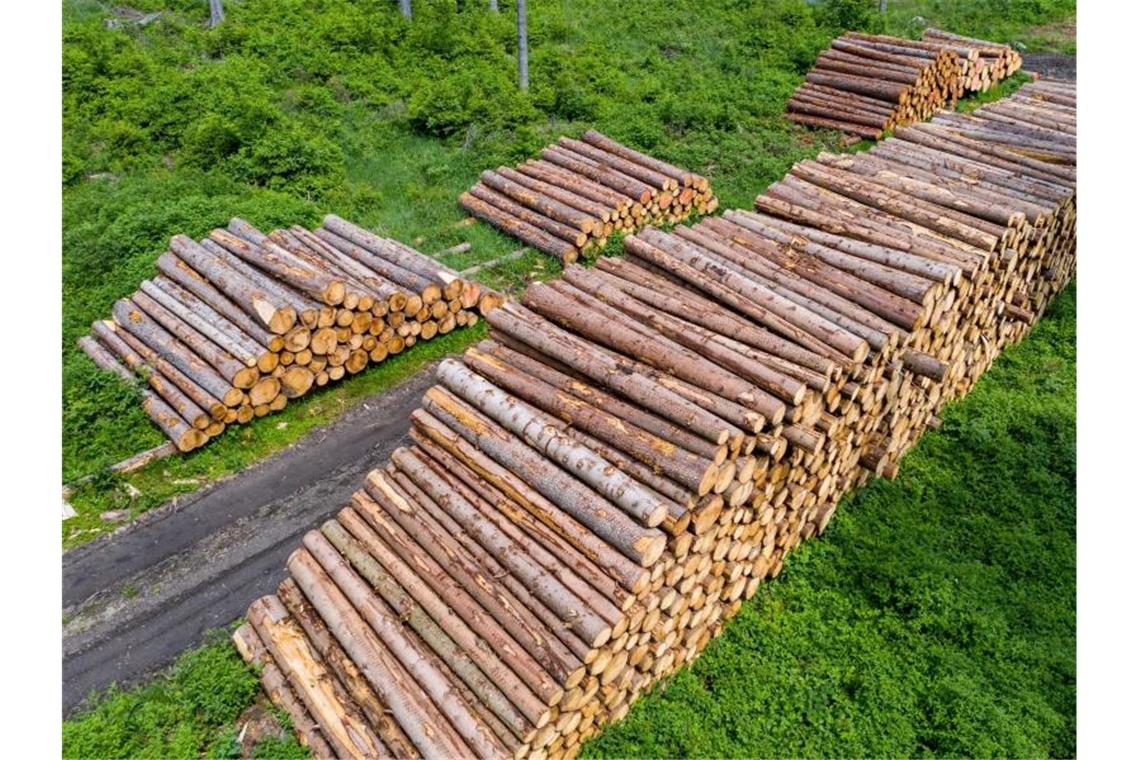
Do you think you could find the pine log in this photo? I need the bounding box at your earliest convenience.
[169,235,297,334]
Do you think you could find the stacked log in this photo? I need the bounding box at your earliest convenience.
[235,81,1075,759]
[922,28,1022,92]
[785,32,962,139]
[79,215,499,452]
[460,131,717,264]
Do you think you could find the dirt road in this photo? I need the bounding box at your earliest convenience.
[62,365,439,715]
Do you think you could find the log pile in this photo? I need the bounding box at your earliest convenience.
[460,131,717,264]
[921,28,1023,93]
[235,82,1075,760]
[79,215,498,452]
[785,32,962,140]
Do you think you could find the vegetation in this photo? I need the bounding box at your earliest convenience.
[62,628,306,759]
[583,286,1077,758]
[62,0,1075,543]
[62,284,1077,758]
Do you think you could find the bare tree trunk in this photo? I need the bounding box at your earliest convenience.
[207,0,224,27]
[398,0,412,20]
[517,0,529,91]
[490,0,499,11]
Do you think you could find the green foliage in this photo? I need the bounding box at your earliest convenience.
[62,630,269,759]
[62,0,1075,538]
[584,286,1076,758]
[814,0,887,35]
[880,0,1077,52]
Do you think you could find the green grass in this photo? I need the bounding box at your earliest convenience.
[583,285,1077,758]
[61,0,1074,542]
[62,283,1076,758]
[62,628,307,760]
[881,0,1077,54]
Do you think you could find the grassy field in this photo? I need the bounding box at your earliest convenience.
[62,284,1076,758]
[61,0,1075,546]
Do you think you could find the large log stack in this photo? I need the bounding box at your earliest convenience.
[235,82,1074,759]
[79,215,498,452]
[460,131,717,264]
[785,32,963,140]
[922,28,1023,93]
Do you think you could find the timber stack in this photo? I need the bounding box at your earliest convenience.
[785,31,962,140]
[235,82,1074,759]
[79,215,498,452]
[921,28,1022,92]
[460,130,717,264]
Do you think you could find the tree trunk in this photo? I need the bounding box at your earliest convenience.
[417,387,667,570]
[517,0,529,91]
[207,0,224,28]
[291,539,504,758]
[169,235,297,334]
[398,1,411,20]
[437,359,672,528]
[231,623,334,759]
[408,418,649,597]
[318,516,541,736]
[274,579,419,757]
[246,596,390,760]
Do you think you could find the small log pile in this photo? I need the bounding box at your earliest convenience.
[785,31,962,140]
[921,28,1022,93]
[235,82,1075,760]
[79,215,498,452]
[460,130,717,264]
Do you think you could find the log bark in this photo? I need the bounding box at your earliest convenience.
[286,546,489,758]
[111,299,241,407]
[246,595,390,760]
[486,303,741,446]
[319,515,542,736]
[275,578,419,757]
[463,346,719,494]
[155,252,285,351]
[421,386,667,569]
[169,235,296,334]
[410,413,650,597]
[438,359,672,527]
